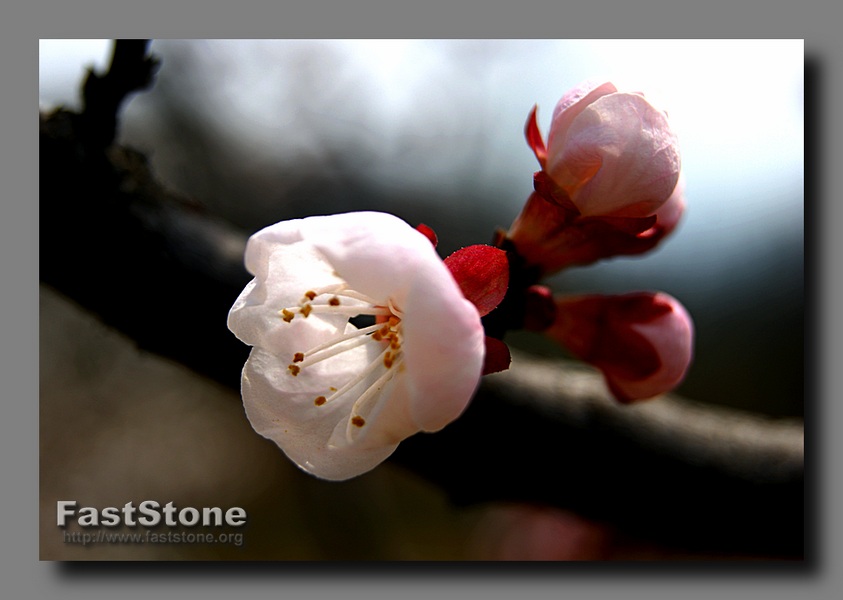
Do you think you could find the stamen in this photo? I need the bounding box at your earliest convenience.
[345,355,404,441]
[304,283,347,300]
[302,304,392,317]
[302,284,380,306]
[292,333,375,370]
[280,282,409,440]
[335,289,380,304]
[280,303,392,320]
[316,345,394,405]
[291,322,383,368]
[279,284,388,324]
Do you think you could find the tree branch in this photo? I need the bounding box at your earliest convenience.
[394,355,803,557]
[80,39,159,148]
[39,40,804,558]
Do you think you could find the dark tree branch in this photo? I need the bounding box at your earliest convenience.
[39,40,804,558]
[41,40,249,390]
[394,356,803,558]
[80,39,159,148]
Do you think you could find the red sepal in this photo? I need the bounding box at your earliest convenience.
[482,336,511,375]
[416,223,438,247]
[444,245,509,317]
[533,170,579,214]
[525,105,547,168]
[523,285,557,332]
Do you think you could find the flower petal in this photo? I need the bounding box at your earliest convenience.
[227,240,350,350]
[546,79,618,154]
[301,211,439,306]
[401,261,486,431]
[241,347,399,480]
[547,92,680,218]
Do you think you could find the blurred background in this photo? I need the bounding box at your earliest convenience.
[39,39,804,559]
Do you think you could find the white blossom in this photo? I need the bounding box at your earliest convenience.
[228,212,485,480]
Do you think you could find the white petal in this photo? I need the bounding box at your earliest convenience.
[241,347,398,481]
[227,240,347,349]
[301,211,438,304]
[401,264,485,431]
[242,218,307,278]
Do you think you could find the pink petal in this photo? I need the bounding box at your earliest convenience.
[301,211,438,306]
[546,80,618,157]
[547,92,681,218]
[401,266,486,431]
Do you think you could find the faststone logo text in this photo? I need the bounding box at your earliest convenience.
[57,500,247,528]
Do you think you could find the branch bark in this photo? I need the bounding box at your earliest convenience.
[394,355,804,557]
[39,40,804,558]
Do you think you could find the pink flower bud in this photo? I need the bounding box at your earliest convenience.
[530,80,681,219]
[510,83,684,275]
[548,292,694,403]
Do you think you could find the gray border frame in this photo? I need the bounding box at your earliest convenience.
[8,0,839,598]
